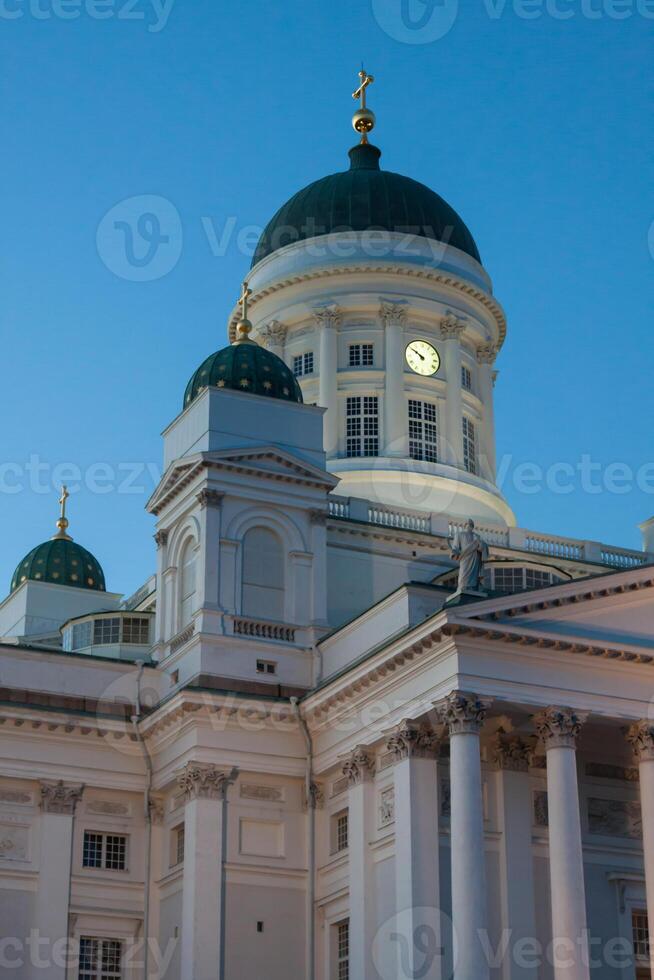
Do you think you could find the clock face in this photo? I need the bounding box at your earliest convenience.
[405,340,440,377]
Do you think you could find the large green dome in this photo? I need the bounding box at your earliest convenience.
[184,340,303,409]
[251,142,481,268]
[11,537,106,593]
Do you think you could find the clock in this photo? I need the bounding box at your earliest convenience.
[405,340,440,377]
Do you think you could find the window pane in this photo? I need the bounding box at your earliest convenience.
[345,396,379,458]
[104,835,127,871]
[462,417,477,474]
[83,832,103,869]
[408,400,438,463]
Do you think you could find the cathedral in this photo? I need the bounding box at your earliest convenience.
[1,73,653,980]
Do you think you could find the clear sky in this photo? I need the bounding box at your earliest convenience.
[1,0,653,597]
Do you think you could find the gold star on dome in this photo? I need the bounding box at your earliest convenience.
[240,378,250,388]
[217,380,226,388]
[283,386,289,396]
[263,381,272,391]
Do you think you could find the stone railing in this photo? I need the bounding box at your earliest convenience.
[231,617,296,643]
[326,495,651,570]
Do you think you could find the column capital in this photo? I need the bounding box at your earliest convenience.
[309,509,328,526]
[258,320,288,349]
[196,489,224,510]
[177,763,237,801]
[341,746,375,785]
[313,305,341,330]
[304,781,325,811]
[379,301,407,328]
[154,528,169,548]
[476,343,498,365]
[534,706,586,749]
[436,690,491,735]
[439,312,466,340]
[626,720,654,762]
[149,795,165,825]
[39,780,84,815]
[385,719,442,761]
[492,733,534,772]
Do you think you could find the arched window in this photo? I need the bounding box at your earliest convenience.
[242,527,284,621]
[179,540,197,628]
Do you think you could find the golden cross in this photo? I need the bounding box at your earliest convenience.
[352,69,374,110]
[238,282,252,321]
[59,485,69,523]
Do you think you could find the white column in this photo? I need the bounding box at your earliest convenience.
[627,721,654,975]
[195,489,223,633]
[153,529,169,648]
[342,746,376,979]
[437,691,490,980]
[381,302,408,457]
[476,345,498,482]
[386,720,442,980]
[36,781,83,980]
[439,316,465,468]
[177,764,227,980]
[258,320,288,360]
[315,307,340,459]
[493,735,537,980]
[534,708,589,980]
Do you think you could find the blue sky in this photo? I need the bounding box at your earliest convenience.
[1,0,653,596]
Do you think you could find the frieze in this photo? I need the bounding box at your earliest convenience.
[379,787,395,828]
[0,824,29,862]
[588,797,641,839]
[240,783,285,803]
[86,801,130,817]
[534,791,549,827]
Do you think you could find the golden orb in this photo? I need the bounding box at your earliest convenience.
[352,107,376,138]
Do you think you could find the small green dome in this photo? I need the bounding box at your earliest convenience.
[252,142,481,268]
[11,538,106,593]
[184,341,303,409]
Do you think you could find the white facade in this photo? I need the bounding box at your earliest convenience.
[2,131,654,980]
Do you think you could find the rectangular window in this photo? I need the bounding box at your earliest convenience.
[122,617,150,645]
[408,400,438,463]
[82,831,127,871]
[93,618,120,645]
[493,567,525,594]
[346,396,379,458]
[348,343,374,368]
[293,352,314,376]
[462,417,477,474]
[633,909,650,960]
[256,659,277,675]
[78,937,122,980]
[72,621,92,649]
[461,365,472,391]
[173,824,185,866]
[337,920,349,980]
[331,810,349,853]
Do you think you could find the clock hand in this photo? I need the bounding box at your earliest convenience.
[413,348,425,361]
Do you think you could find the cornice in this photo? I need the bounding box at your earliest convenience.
[228,264,507,346]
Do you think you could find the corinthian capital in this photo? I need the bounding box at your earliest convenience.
[313,305,341,330]
[379,302,407,328]
[627,721,654,762]
[492,734,534,772]
[534,707,586,750]
[196,489,224,510]
[177,763,236,801]
[436,691,491,735]
[385,719,441,761]
[40,780,84,815]
[476,344,498,365]
[341,746,375,785]
[259,320,288,349]
[439,313,466,340]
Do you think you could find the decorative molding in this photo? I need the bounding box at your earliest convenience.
[309,509,328,526]
[302,782,325,811]
[0,790,32,806]
[492,734,533,772]
[153,529,169,549]
[436,690,490,736]
[258,320,288,349]
[149,797,165,825]
[534,707,585,750]
[379,786,395,828]
[341,746,375,785]
[0,824,29,862]
[176,763,236,801]
[379,301,407,328]
[240,783,285,803]
[169,623,195,654]
[39,780,84,815]
[85,800,130,817]
[476,343,498,365]
[196,489,224,510]
[626,721,654,763]
[385,719,441,761]
[312,305,342,330]
[586,762,639,782]
[439,312,466,340]
[588,797,642,839]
